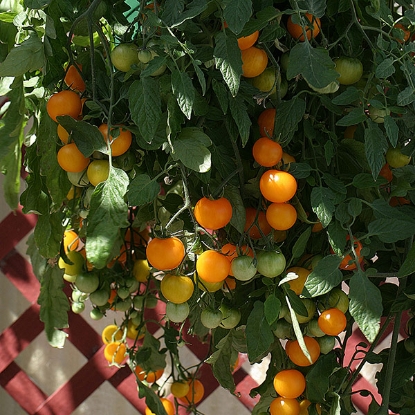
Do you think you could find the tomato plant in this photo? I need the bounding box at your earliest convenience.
[2,0,415,414]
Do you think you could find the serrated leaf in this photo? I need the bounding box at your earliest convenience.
[246,301,274,363]
[207,331,237,392]
[292,226,312,261]
[327,221,348,256]
[0,34,45,77]
[129,78,162,143]
[273,97,306,144]
[397,86,415,106]
[171,70,195,119]
[264,294,281,326]
[384,115,399,147]
[311,186,335,227]
[303,255,343,297]
[38,265,69,348]
[34,210,64,258]
[289,163,312,179]
[161,0,208,27]
[137,380,168,415]
[86,168,130,269]
[368,218,415,243]
[349,271,382,343]
[170,127,212,172]
[375,57,395,78]
[229,94,251,146]
[348,197,362,217]
[212,78,228,114]
[296,0,327,17]
[57,116,107,157]
[224,185,245,233]
[287,43,338,89]
[306,353,338,403]
[352,172,387,188]
[336,107,367,126]
[128,174,160,206]
[398,242,415,277]
[331,87,360,105]
[365,121,388,179]
[323,172,347,194]
[222,0,252,34]
[214,31,242,96]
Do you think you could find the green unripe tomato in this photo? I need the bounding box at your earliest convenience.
[110,43,140,72]
[231,255,257,281]
[256,250,286,278]
[166,301,190,323]
[386,147,411,168]
[71,301,85,314]
[219,304,241,329]
[334,56,363,85]
[74,272,100,293]
[89,289,110,306]
[200,308,223,329]
[90,308,104,320]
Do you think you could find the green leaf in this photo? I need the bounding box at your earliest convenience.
[212,78,228,114]
[375,57,395,78]
[291,226,312,261]
[397,86,415,106]
[129,78,162,143]
[352,172,387,188]
[161,0,208,27]
[34,210,64,258]
[303,255,343,297]
[306,353,338,402]
[398,242,415,277]
[171,70,195,120]
[37,113,71,210]
[368,218,415,243]
[331,87,360,105]
[214,30,242,96]
[128,174,160,206]
[137,380,168,415]
[0,33,45,77]
[264,294,281,327]
[206,331,237,392]
[224,185,245,233]
[0,80,25,210]
[26,234,48,282]
[86,168,130,269]
[229,94,251,146]
[365,120,388,179]
[297,0,327,17]
[222,0,252,35]
[384,115,399,148]
[289,162,312,179]
[323,172,347,194]
[136,333,166,370]
[336,107,367,126]
[348,197,362,218]
[311,186,335,227]
[273,97,306,144]
[57,116,107,157]
[349,271,383,343]
[38,265,69,348]
[287,43,338,89]
[170,127,212,172]
[246,301,274,363]
[327,221,347,255]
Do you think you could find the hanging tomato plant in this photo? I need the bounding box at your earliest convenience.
[1,0,415,414]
